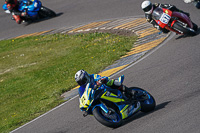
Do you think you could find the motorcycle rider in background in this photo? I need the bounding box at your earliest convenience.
[3,0,28,24]
[75,70,137,100]
[183,0,200,9]
[141,0,198,33]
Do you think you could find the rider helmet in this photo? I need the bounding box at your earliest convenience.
[75,70,90,86]
[141,0,153,14]
[5,0,17,10]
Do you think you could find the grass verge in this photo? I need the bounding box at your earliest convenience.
[0,32,137,132]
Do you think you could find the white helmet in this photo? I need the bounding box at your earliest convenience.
[141,1,153,14]
[75,69,90,86]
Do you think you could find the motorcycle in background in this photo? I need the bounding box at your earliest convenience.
[152,7,198,36]
[3,0,56,24]
[183,0,200,9]
[79,75,156,128]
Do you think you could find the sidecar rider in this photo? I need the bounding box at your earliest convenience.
[75,69,137,99]
[141,0,198,33]
[3,0,28,24]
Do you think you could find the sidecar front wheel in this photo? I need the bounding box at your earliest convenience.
[92,106,122,128]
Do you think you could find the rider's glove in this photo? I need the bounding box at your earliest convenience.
[96,78,106,86]
[154,3,159,7]
[154,25,160,30]
[146,18,151,22]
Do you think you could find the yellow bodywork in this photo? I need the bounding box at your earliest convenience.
[101,91,125,103]
[79,85,92,109]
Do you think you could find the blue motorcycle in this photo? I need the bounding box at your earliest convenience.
[3,0,56,23]
[79,75,156,128]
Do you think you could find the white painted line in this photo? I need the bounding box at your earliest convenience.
[10,95,79,133]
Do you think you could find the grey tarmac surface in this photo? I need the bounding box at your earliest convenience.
[0,0,200,133]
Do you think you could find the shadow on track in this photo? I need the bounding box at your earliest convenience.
[120,101,171,127]
[175,27,200,40]
[23,12,63,26]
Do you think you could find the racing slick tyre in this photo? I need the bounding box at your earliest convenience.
[130,87,156,113]
[140,92,156,112]
[39,6,56,18]
[92,106,122,128]
[173,21,197,36]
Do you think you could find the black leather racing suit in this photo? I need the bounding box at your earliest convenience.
[145,3,190,33]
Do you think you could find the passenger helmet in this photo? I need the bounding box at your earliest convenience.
[5,0,17,10]
[75,70,90,86]
[141,1,153,14]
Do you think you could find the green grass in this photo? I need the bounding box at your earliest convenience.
[0,32,137,133]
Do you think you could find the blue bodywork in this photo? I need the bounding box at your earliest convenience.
[79,75,155,126]
[3,0,42,19]
[2,4,7,10]
[80,75,140,117]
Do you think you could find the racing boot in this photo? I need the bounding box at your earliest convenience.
[117,85,139,107]
[123,86,138,107]
[118,85,137,99]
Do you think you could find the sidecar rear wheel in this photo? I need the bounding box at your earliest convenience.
[92,106,122,128]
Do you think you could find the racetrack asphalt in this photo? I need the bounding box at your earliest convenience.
[1,0,200,133]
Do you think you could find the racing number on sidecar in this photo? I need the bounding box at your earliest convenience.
[160,13,171,24]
